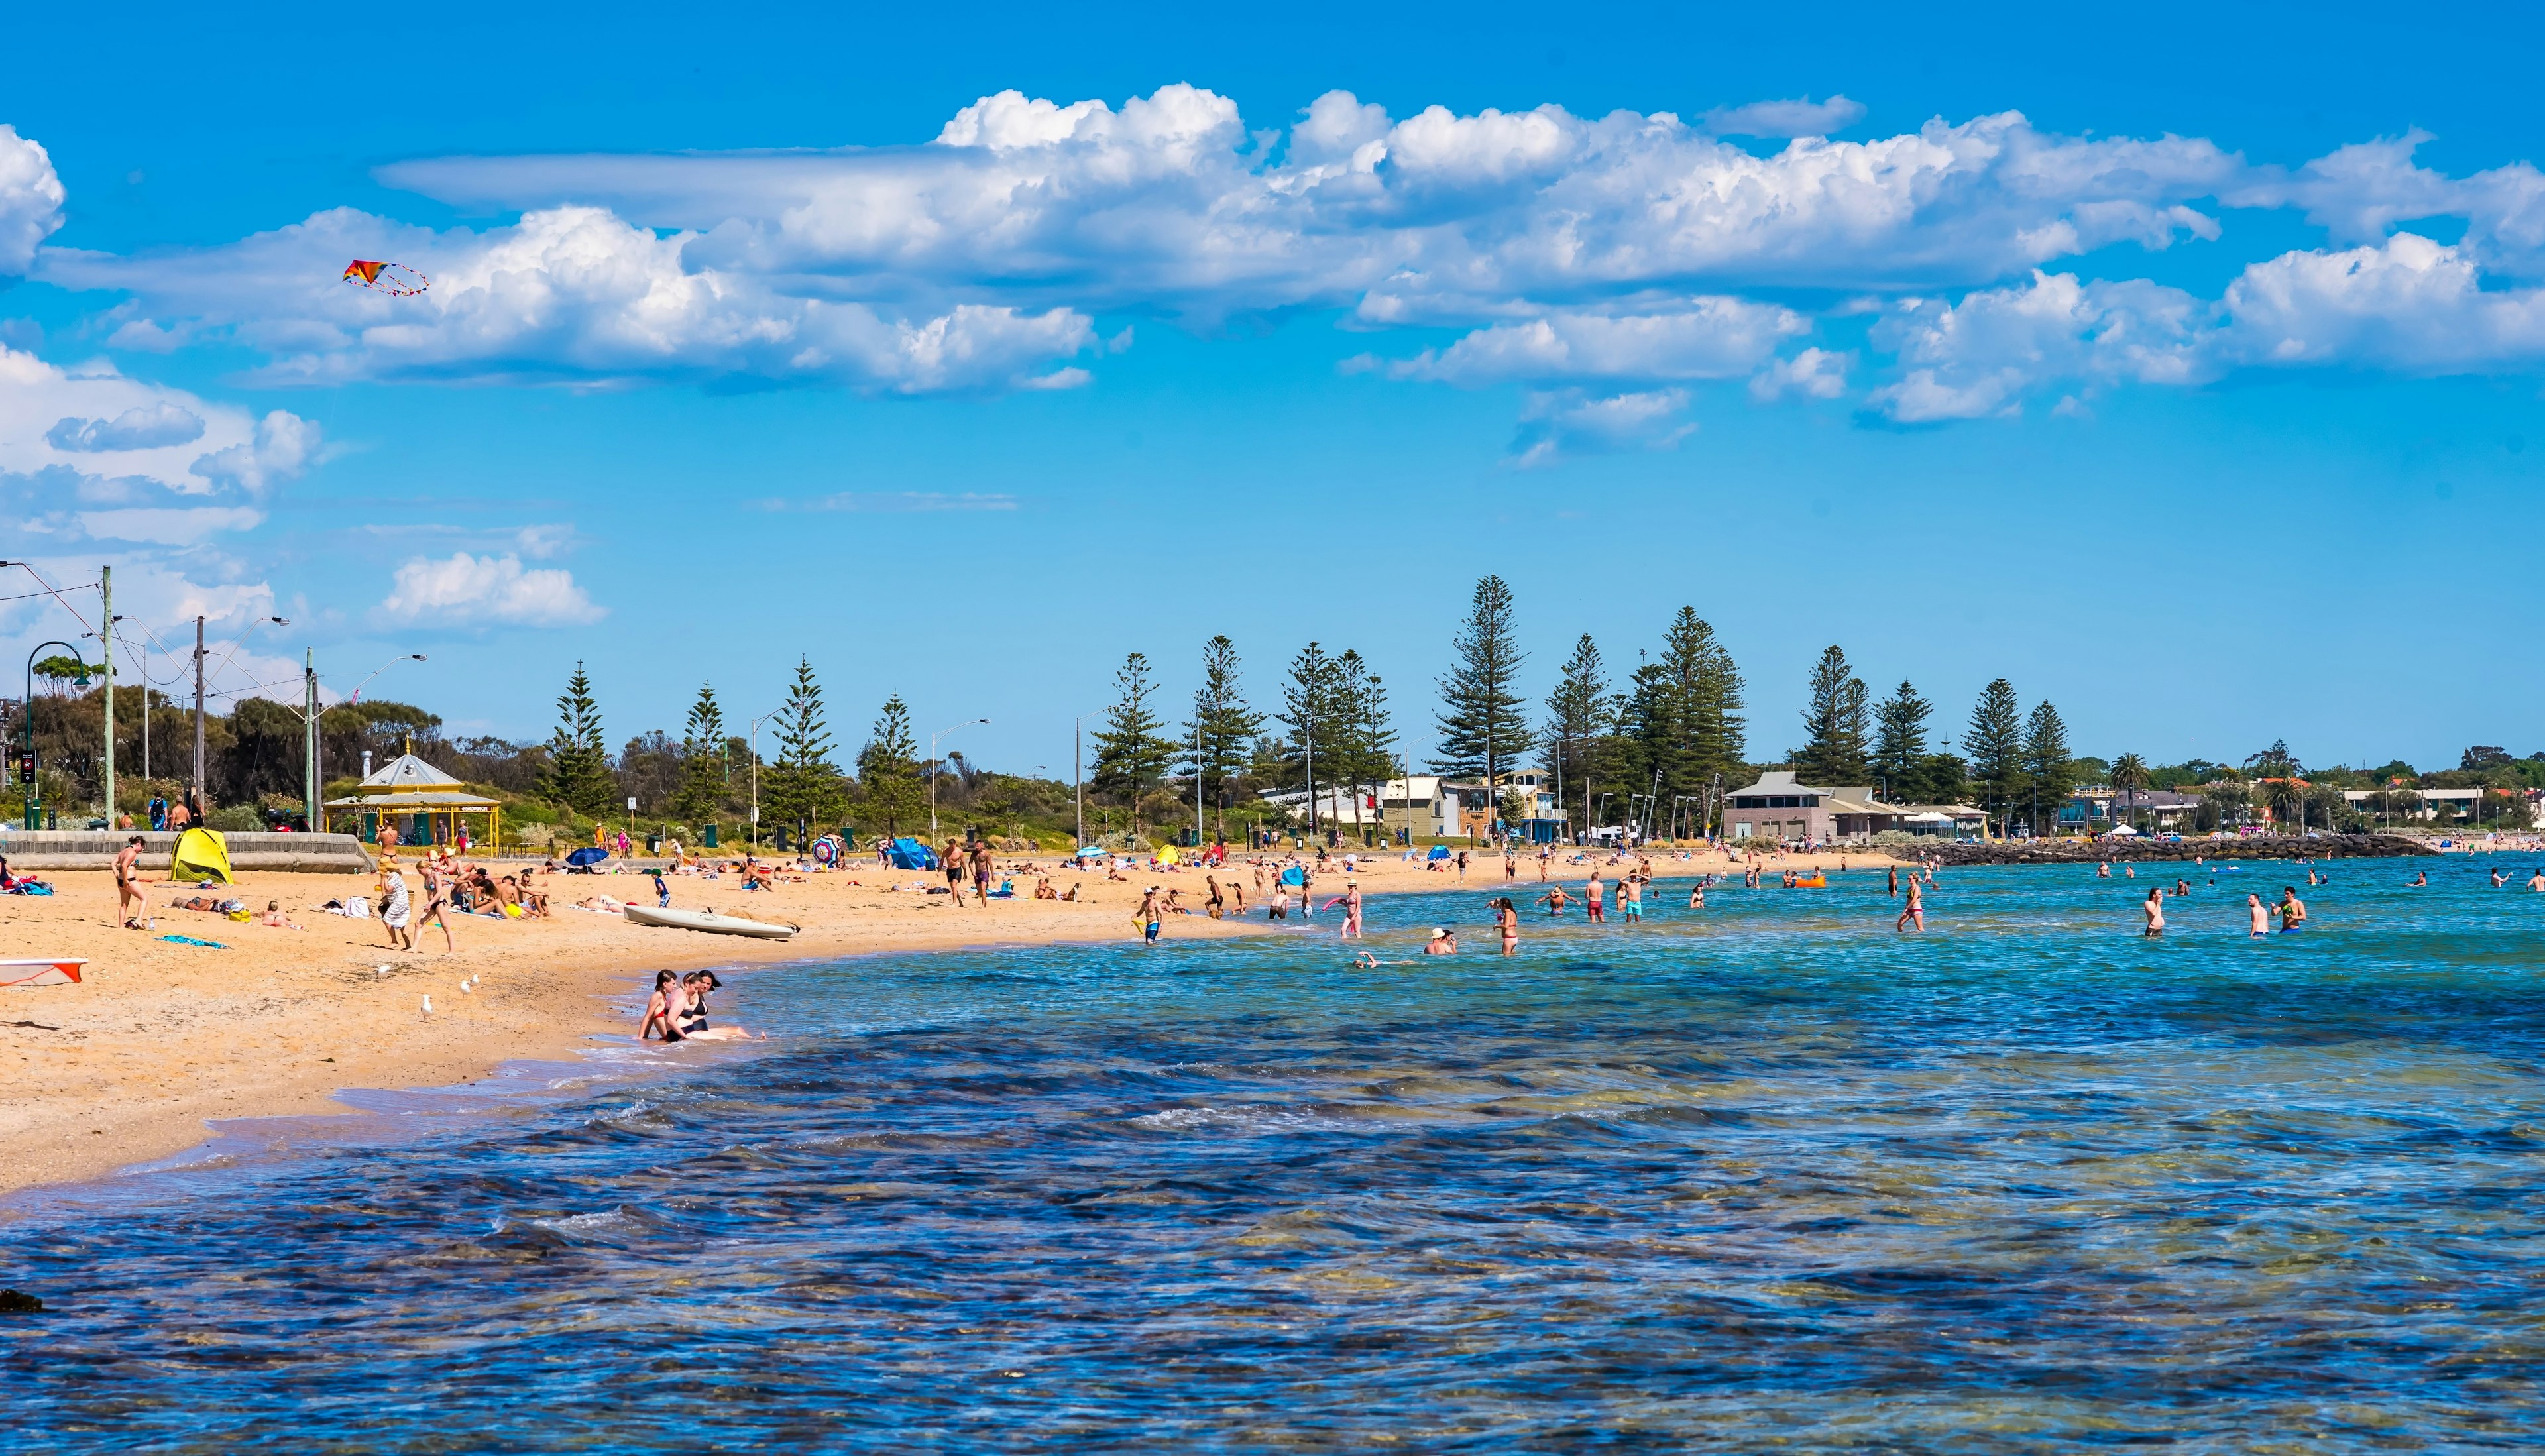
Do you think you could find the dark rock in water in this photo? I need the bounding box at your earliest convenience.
[1917,833,2437,866]
[0,1289,44,1313]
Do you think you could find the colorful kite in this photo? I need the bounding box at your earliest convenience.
[342,259,429,296]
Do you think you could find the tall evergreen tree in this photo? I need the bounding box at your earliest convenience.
[1544,634,1622,835]
[1090,651,1176,835]
[1330,649,1396,840]
[1871,680,1931,802]
[1627,608,1746,834]
[856,693,923,837]
[2023,699,2076,836]
[763,658,845,838]
[1184,635,1265,840]
[670,681,727,824]
[1277,642,1342,833]
[1432,575,1532,831]
[1962,678,2026,834]
[1796,645,1870,786]
[541,662,618,819]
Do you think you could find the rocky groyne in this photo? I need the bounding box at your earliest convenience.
[1916,833,2438,866]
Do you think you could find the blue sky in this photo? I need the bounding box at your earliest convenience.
[3,1,2540,775]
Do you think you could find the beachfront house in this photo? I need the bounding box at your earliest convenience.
[2064,787,2204,833]
[1724,771,1895,843]
[1723,771,1986,842]
[1379,776,1468,840]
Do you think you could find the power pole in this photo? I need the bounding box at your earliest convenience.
[304,649,319,832]
[192,616,207,819]
[99,565,113,827]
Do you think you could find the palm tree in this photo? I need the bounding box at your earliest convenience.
[2261,777,2303,834]
[2109,752,2149,835]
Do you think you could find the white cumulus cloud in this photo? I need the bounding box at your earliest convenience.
[381,552,605,626]
[0,345,318,527]
[1388,299,1805,384]
[0,124,65,274]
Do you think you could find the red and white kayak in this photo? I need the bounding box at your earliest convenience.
[0,958,85,988]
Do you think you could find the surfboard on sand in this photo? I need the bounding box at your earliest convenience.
[0,958,85,988]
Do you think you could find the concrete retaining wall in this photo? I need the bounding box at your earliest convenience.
[0,830,375,874]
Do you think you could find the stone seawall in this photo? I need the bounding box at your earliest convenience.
[1916,834,2438,866]
[0,830,375,874]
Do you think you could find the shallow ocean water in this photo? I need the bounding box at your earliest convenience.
[7,860,2545,1452]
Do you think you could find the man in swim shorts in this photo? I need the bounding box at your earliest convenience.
[2247,893,2269,937]
[2278,887,2306,932]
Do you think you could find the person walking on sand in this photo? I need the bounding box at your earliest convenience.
[1456,850,1469,881]
[1205,876,1225,919]
[972,839,995,903]
[1137,885,1164,946]
[2143,887,2165,937]
[2247,893,2269,938]
[379,867,414,951]
[416,858,456,952]
[375,819,399,864]
[1897,875,1925,933]
[114,834,146,928]
[1495,897,1519,955]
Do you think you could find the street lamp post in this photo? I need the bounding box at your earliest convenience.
[1073,709,1101,849]
[21,640,84,830]
[748,707,781,854]
[929,718,988,842]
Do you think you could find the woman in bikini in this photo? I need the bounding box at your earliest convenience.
[638,971,687,1042]
[1495,897,1520,955]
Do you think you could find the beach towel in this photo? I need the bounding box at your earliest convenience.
[159,934,227,948]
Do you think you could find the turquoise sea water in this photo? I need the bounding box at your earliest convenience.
[7,862,2545,1452]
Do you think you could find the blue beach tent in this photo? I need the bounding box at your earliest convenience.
[1426,844,1451,860]
[887,837,938,870]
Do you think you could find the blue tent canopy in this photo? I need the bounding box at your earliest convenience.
[1426,844,1451,860]
[1071,845,1108,860]
[887,837,937,870]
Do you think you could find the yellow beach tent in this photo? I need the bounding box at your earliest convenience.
[170,828,233,884]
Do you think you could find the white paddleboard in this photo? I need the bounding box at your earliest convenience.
[0,958,85,988]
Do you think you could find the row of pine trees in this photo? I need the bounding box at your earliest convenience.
[532,577,2090,844]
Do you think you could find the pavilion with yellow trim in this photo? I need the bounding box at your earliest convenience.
[326,752,502,850]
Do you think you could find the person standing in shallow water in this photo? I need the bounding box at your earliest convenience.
[1896,875,1923,932]
[2143,887,2165,936]
[1495,897,1519,955]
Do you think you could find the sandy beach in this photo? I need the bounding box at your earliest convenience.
[0,842,1892,1200]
